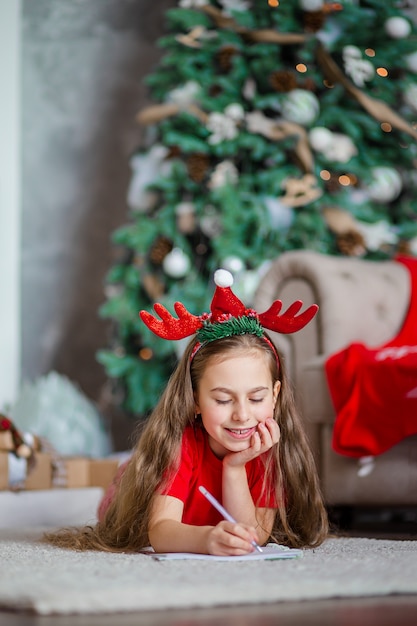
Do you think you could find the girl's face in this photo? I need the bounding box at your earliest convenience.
[194,350,281,459]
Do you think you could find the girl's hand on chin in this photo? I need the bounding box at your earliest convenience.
[223,419,280,467]
[257,418,280,451]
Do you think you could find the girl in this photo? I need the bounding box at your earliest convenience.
[45,270,328,554]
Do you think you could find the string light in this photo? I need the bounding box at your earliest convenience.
[365,48,376,57]
[268,0,279,6]
[381,122,392,133]
[296,63,307,73]
[377,67,389,77]
[323,79,334,89]
[338,175,351,186]
[320,170,331,181]
[139,347,154,360]
[323,2,343,11]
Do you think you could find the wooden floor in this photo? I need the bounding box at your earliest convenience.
[1,508,416,626]
[1,596,417,626]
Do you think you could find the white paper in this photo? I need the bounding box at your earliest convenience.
[145,545,303,561]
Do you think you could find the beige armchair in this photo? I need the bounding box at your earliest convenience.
[254,249,417,507]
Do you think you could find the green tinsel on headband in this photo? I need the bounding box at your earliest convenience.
[196,316,264,344]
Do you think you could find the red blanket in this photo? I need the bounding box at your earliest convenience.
[325,256,417,458]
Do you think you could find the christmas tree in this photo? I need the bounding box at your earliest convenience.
[98,0,417,416]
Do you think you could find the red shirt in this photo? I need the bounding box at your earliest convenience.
[97,425,277,525]
[161,425,277,526]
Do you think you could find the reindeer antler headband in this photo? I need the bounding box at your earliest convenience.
[140,269,318,362]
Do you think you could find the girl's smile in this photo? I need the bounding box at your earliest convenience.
[226,427,257,438]
[195,351,280,459]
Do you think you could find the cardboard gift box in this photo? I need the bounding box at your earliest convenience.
[89,459,119,490]
[1,452,120,492]
[0,451,52,491]
[0,453,11,490]
[56,457,91,489]
[25,453,53,490]
[56,457,120,490]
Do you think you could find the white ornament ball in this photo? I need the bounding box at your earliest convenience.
[214,269,234,288]
[385,16,411,39]
[405,51,417,74]
[404,51,417,74]
[200,206,222,238]
[263,197,294,230]
[221,256,246,274]
[162,248,191,278]
[368,167,402,204]
[299,0,324,10]
[281,89,319,126]
[404,84,417,113]
[309,126,333,152]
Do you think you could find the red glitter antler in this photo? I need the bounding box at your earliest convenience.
[139,302,202,340]
[139,269,318,341]
[258,300,318,334]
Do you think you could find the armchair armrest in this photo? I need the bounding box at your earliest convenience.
[254,250,411,467]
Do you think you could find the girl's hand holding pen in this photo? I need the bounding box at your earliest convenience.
[199,486,263,556]
[207,520,261,556]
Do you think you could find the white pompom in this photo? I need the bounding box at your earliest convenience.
[309,126,332,151]
[214,269,234,288]
[343,45,362,60]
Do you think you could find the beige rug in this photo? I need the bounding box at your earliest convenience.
[0,528,416,615]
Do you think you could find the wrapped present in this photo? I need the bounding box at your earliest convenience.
[0,414,50,490]
[0,414,37,458]
[0,413,119,491]
[0,451,52,491]
[53,457,120,490]
[25,453,53,490]
[89,459,119,490]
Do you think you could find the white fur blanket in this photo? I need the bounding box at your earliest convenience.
[1,529,416,615]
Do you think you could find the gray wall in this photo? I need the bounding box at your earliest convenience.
[21,0,173,445]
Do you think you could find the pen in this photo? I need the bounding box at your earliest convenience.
[198,485,263,553]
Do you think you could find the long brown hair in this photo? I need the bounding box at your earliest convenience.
[44,333,328,551]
